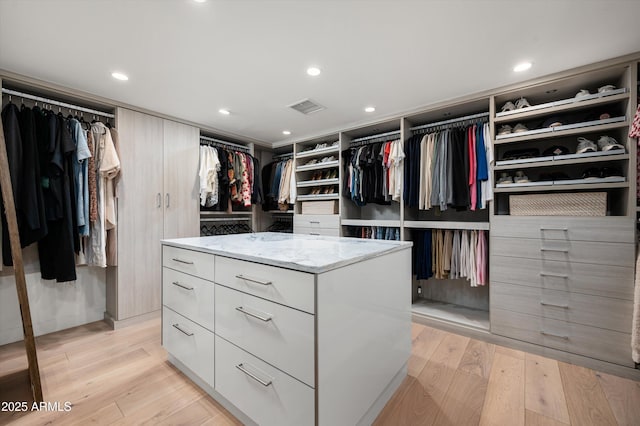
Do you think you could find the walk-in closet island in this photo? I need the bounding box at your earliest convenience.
[160,233,412,426]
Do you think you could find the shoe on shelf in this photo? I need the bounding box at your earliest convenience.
[305,158,318,165]
[514,171,530,183]
[597,136,624,151]
[576,137,597,154]
[322,155,336,162]
[515,98,531,109]
[512,123,529,133]
[327,186,336,194]
[321,186,331,194]
[497,125,512,135]
[330,140,339,147]
[582,167,601,179]
[501,101,516,112]
[542,116,564,128]
[314,143,328,150]
[600,166,623,178]
[497,173,514,184]
[310,187,321,195]
[574,89,590,99]
[328,169,338,179]
[598,84,616,93]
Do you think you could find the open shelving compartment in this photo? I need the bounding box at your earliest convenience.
[401,99,493,331]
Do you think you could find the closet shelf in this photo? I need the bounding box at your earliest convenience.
[200,211,252,216]
[267,210,294,214]
[297,178,340,187]
[296,193,340,201]
[494,89,629,123]
[404,221,490,230]
[494,118,627,145]
[295,160,339,172]
[494,180,628,193]
[494,152,629,171]
[295,145,339,159]
[341,219,401,227]
[412,299,490,332]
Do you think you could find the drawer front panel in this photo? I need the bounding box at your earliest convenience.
[491,237,634,267]
[215,336,315,426]
[490,255,634,300]
[293,225,340,237]
[163,268,215,331]
[491,216,634,243]
[162,307,215,387]
[293,214,340,229]
[490,282,632,333]
[215,256,315,314]
[163,245,215,279]
[215,285,315,386]
[491,308,632,367]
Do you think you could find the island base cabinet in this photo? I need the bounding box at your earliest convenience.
[214,336,315,426]
[162,307,215,387]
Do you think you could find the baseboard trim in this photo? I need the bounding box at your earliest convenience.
[413,312,640,380]
[357,364,407,426]
[104,310,160,330]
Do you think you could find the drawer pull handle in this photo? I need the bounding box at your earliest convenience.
[540,272,568,279]
[540,331,569,340]
[540,301,569,309]
[540,248,569,253]
[172,281,194,291]
[236,363,272,387]
[235,274,272,286]
[309,233,320,236]
[236,306,273,322]
[540,227,568,232]
[309,221,320,224]
[172,323,194,336]
[172,258,194,265]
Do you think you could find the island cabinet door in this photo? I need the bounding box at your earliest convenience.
[215,336,315,426]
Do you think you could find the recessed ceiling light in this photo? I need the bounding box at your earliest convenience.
[111,72,128,81]
[218,109,230,115]
[193,0,206,3]
[513,62,532,72]
[282,130,291,135]
[364,106,376,113]
[306,67,321,77]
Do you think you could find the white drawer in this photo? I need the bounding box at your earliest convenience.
[294,225,340,237]
[294,214,339,229]
[162,307,215,387]
[490,255,634,300]
[490,281,632,333]
[163,268,215,331]
[163,245,214,280]
[215,285,315,386]
[215,336,315,426]
[491,216,634,243]
[491,308,632,367]
[491,236,634,267]
[215,256,315,314]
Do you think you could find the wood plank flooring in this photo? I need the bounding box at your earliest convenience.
[1,319,638,425]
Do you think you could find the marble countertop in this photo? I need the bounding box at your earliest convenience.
[162,232,412,273]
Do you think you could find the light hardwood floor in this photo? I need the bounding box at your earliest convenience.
[1,319,639,425]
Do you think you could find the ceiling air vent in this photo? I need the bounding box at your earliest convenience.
[288,98,325,115]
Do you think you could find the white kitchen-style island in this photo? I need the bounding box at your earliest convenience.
[161,232,412,426]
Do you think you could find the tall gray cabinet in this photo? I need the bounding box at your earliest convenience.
[106,108,199,326]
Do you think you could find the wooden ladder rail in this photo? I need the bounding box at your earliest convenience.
[0,112,43,403]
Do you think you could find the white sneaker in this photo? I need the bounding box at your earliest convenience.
[575,89,590,99]
[501,101,516,112]
[514,171,530,183]
[576,137,597,154]
[498,125,512,135]
[597,136,624,151]
[497,173,513,184]
[513,123,529,133]
[515,98,531,109]
[598,84,616,93]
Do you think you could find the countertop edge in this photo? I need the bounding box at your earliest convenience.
[161,238,412,274]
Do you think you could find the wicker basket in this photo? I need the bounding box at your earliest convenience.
[510,192,606,216]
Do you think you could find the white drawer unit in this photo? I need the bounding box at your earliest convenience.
[215,336,315,426]
[294,226,340,237]
[294,214,340,229]
[491,236,634,267]
[491,308,632,367]
[162,307,215,387]
[162,267,215,331]
[215,256,315,314]
[490,281,633,333]
[215,284,315,386]
[491,216,635,243]
[163,245,215,279]
[490,255,635,300]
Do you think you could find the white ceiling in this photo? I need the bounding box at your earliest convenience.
[1,0,639,146]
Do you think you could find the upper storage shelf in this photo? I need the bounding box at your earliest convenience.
[296,142,340,159]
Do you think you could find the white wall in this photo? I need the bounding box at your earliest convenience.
[0,245,106,346]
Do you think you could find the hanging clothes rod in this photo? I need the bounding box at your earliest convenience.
[273,152,293,160]
[1,88,115,119]
[350,130,401,144]
[200,135,250,152]
[409,111,489,132]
